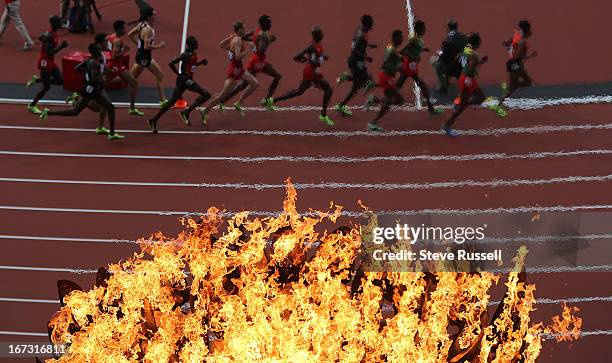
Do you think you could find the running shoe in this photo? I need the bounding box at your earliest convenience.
[452,97,461,111]
[39,108,49,120]
[65,92,79,105]
[108,132,125,140]
[95,126,110,135]
[428,107,444,115]
[335,103,352,117]
[363,95,376,111]
[364,79,376,91]
[147,119,158,134]
[25,75,39,88]
[336,71,350,86]
[441,125,459,137]
[128,107,145,116]
[260,97,276,111]
[367,122,384,132]
[319,115,334,126]
[218,102,226,113]
[179,110,191,126]
[494,105,508,118]
[27,105,42,114]
[500,82,509,97]
[484,96,498,110]
[159,99,170,108]
[200,109,209,126]
[234,102,246,117]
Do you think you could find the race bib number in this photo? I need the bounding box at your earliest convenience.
[40,59,48,67]
[228,50,234,60]
[85,85,95,94]
[510,62,520,71]
[460,56,468,68]
[464,77,473,87]
[186,79,194,86]
[140,59,149,66]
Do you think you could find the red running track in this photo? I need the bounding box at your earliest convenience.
[1,0,611,362]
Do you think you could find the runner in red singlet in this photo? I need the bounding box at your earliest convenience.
[442,33,488,137]
[199,21,259,124]
[217,15,281,111]
[25,15,68,114]
[106,20,142,115]
[492,20,537,116]
[274,26,334,126]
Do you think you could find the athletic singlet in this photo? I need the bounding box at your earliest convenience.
[349,27,369,61]
[227,34,244,67]
[460,45,479,77]
[305,42,324,67]
[402,34,425,60]
[80,59,103,96]
[137,22,154,54]
[380,45,402,76]
[180,50,198,78]
[39,29,59,66]
[251,28,269,57]
[106,33,124,57]
[509,30,528,60]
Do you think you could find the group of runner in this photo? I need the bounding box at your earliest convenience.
[24,9,537,139]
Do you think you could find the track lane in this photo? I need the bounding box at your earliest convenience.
[2,154,612,186]
[1,181,611,214]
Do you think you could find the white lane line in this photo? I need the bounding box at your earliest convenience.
[1,174,611,190]
[480,234,612,244]
[1,149,610,163]
[0,234,133,244]
[489,296,612,306]
[1,329,609,338]
[180,0,191,53]
[3,123,610,137]
[0,297,59,304]
[0,331,49,337]
[404,0,421,108]
[4,295,611,307]
[0,204,610,217]
[0,265,97,274]
[1,233,611,247]
[490,264,612,274]
[504,95,612,110]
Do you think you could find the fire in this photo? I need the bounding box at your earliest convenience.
[45,179,581,362]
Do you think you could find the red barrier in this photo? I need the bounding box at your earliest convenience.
[62,52,130,91]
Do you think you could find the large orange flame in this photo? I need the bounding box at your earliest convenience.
[46,179,581,362]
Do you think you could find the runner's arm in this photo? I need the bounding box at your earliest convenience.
[219,34,233,49]
[91,0,102,20]
[110,39,122,59]
[168,53,188,76]
[293,45,313,63]
[234,38,249,60]
[144,28,165,50]
[51,40,69,56]
[127,25,139,45]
